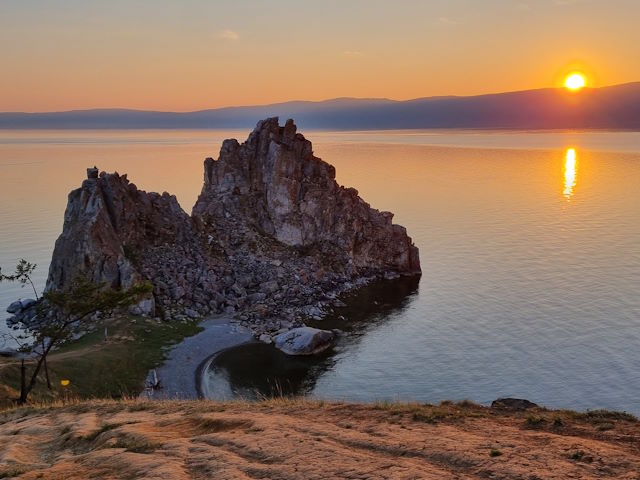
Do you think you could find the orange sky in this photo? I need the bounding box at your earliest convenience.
[1,0,638,112]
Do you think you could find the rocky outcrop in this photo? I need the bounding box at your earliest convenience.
[193,118,420,273]
[45,168,205,316]
[6,300,39,330]
[44,118,420,338]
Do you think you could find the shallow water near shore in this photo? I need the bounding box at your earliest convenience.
[1,128,640,413]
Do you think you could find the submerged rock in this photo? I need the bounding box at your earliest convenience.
[274,327,334,355]
[43,118,421,338]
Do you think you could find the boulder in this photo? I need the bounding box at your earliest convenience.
[259,281,279,295]
[247,292,267,303]
[6,300,22,314]
[20,298,37,310]
[274,327,334,355]
[136,298,155,316]
[491,398,539,411]
[301,305,324,319]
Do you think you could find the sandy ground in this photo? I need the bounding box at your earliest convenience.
[1,399,639,479]
[143,318,253,400]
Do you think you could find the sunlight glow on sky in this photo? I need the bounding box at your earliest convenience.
[1,0,639,111]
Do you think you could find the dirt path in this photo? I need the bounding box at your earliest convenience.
[0,342,103,372]
[1,399,639,479]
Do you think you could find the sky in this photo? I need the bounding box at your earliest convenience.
[1,0,639,112]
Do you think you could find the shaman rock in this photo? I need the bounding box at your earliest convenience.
[45,118,421,334]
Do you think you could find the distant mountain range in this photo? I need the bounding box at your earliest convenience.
[2,82,639,130]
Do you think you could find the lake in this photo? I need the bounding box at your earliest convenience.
[1,128,639,413]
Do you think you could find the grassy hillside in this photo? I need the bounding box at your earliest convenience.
[0,316,201,407]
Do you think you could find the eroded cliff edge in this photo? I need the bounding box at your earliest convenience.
[46,118,420,337]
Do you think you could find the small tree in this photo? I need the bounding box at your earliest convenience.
[1,259,50,388]
[7,276,152,404]
[0,259,39,300]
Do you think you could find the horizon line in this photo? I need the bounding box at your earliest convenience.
[2,81,639,116]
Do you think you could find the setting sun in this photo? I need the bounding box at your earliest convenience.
[564,73,586,91]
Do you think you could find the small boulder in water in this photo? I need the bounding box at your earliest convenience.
[6,300,23,314]
[274,327,334,355]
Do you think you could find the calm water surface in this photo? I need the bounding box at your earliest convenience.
[1,128,639,413]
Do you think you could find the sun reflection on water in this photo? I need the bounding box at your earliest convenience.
[563,148,577,199]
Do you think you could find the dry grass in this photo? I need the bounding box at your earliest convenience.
[0,397,638,479]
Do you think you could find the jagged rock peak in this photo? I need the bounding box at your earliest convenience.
[193,117,420,274]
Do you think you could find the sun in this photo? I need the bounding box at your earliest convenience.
[564,73,586,91]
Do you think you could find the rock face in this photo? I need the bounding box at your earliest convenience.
[274,327,334,355]
[193,118,420,273]
[45,168,204,317]
[45,118,421,338]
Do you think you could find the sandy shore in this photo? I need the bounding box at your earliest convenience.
[143,317,253,400]
[1,398,639,479]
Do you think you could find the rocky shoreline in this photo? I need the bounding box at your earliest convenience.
[25,117,420,353]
